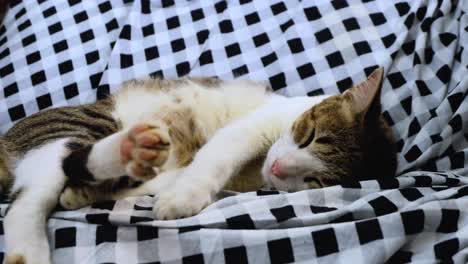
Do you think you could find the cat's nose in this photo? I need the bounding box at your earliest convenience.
[271,160,288,179]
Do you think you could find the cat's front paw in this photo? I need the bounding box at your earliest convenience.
[154,185,213,220]
[121,123,170,180]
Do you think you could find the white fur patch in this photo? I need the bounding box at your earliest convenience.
[153,94,329,219]
[6,139,70,264]
[87,131,127,181]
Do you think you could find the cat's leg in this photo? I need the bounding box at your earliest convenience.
[110,168,183,200]
[59,168,183,210]
[4,139,69,264]
[154,108,280,219]
[59,122,171,209]
[63,122,170,183]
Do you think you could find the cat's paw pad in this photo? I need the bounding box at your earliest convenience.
[59,186,94,210]
[154,186,213,220]
[4,254,26,264]
[121,123,170,180]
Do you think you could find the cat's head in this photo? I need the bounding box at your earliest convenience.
[262,67,397,191]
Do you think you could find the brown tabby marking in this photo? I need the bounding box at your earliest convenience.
[43,77,223,208]
[3,98,117,155]
[0,139,12,191]
[119,76,221,95]
[0,76,219,196]
[0,98,117,201]
[224,157,265,192]
[4,254,26,264]
[190,77,222,88]
[292,69,396,186]
[112,76,220,168]
[162,108,207,167]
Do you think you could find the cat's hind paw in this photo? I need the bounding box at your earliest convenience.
[121,123,170,180]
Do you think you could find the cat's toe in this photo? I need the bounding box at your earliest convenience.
[122,123,171,180]
[125,161,158,180]
[131,145,169,167]
[129,124,170,149]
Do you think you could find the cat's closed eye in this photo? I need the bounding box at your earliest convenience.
[304,177,323,187]
[298,129,315,148]
[315,136,333,144]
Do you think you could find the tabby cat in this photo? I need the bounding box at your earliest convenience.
[1,67,395,264]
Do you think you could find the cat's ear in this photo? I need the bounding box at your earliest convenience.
[344,67,384,120]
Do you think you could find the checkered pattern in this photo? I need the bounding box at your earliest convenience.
[1,172,468,263]
[0,0,467,263]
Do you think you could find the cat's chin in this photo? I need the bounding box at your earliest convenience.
[261,169,306,192]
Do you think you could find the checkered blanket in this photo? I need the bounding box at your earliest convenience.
[0,0,467,263]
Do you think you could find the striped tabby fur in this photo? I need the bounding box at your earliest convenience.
[0,68,396,264]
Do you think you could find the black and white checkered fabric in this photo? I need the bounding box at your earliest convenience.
[0,0,467,263]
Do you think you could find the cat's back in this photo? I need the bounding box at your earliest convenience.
[112,77,273,135]
[3,98,117,155]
